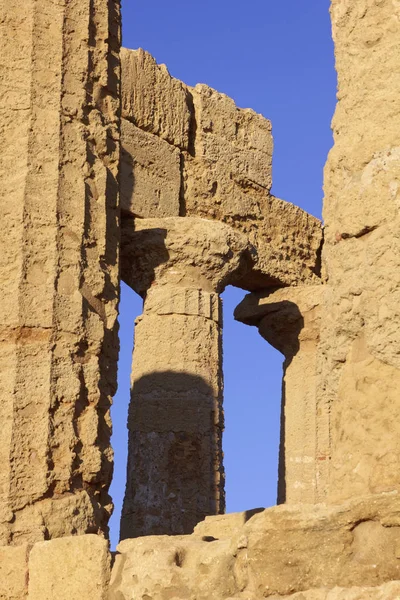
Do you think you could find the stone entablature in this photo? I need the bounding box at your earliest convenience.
[120,48,323,291]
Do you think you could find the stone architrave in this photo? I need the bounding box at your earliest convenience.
[235,286,322,504]
[0,0,121,544]
[120,216,253,538]
[120,48,323,290]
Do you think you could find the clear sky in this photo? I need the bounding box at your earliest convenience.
[109,0,336,549]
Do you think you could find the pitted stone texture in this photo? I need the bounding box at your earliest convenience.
[235,286,322,504]
[0,544,30,600]
[121,216,254,295]
[7,491,105,547]
[120,48,323,289]
[0,0,121,543]
[121,120,181,217]
[121,297,224,538]
[184,83,273,217]
[110,535,236,600]
[317,0,400,502]
[27,535,110,600]
[111,494,400,599]
[267,582,400,599]
[121,47,191,149]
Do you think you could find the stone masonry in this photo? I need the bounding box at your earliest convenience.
[2,0,400,598]
[120,47,323,291]
[119,50,323,536]
[0,0,121,545]
[315,0,400,503]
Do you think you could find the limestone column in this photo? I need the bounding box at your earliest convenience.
[0,0,121,544]
[317,0,400,502]
[120,216,253,538]
[235,286,322,504]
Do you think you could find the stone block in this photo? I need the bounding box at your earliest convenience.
[120,51,323,289]
[109,536,237,600]
[27,535,111,600]
[121,48,191,149]
[0,544,29,600]
[121,119,181,217]
[183,84,273,226]
[268,581,400,599]
[110,494,400,599]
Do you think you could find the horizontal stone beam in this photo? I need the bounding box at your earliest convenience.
[120,48,323,290]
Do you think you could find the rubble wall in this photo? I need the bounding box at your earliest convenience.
[0,0,121,544]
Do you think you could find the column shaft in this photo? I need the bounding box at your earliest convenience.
[121,286,224,538]
[318,0,400,502]
[0,0,121,544]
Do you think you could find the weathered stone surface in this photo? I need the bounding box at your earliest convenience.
[111,494,400,599]
[121,216,254,295]
[0,0,121,543]
[184,83,273,217]
[120,217,253,538]
[267,582,400,599]
[120,290,225,538]
[235,286,322,504]
[0,544,30,600]
[316,0,400,502]
[121,47,191,149]
[121,119,181,217]
[120,49,323,290]
[110,535,237,599]
[27,535,110,600]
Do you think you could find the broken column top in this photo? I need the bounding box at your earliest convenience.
[120,48,323,291]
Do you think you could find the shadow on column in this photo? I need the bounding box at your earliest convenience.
[120,371,224,540]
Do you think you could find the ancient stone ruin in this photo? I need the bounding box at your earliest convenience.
[1,0,400,598]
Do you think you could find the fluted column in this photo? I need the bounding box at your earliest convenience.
[0,0,121,545]
[120,216,253,537]
[235,286,322,504]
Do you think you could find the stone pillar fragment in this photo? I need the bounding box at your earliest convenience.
[318,0,400,502]
[235,286,322,504]
[0,0,121,544]
[120,216,253,537]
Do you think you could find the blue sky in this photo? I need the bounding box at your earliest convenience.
[109,0,336,548]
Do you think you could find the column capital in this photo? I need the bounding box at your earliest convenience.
[235,285,322,360]
[121,216,254,296]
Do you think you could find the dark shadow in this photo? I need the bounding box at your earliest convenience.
[244,507,265,523]
[120,219,169,297]
[120,371,224,540]
[120,144,136,217]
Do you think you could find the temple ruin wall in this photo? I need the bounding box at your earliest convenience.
[1,0,400,597]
